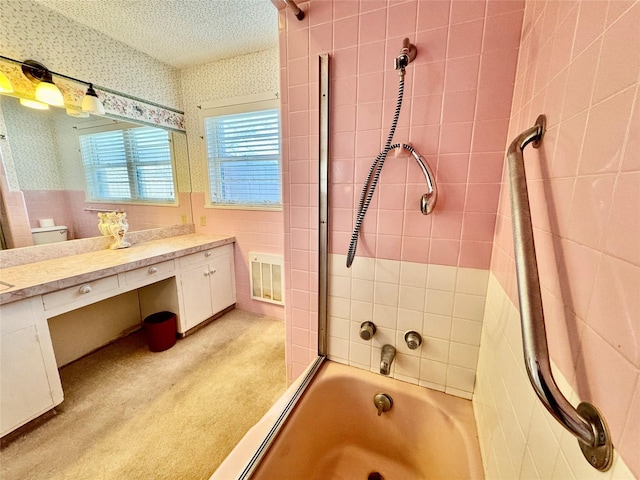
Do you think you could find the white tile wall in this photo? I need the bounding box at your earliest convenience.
[474,273,635,480]
[327,253,489,399]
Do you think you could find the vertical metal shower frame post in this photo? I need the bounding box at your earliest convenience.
[235,54,331,480]
[318,54,330,357]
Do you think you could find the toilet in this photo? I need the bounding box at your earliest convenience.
[31,225,69,245]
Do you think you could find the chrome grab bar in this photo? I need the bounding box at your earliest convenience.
[507,115,613,471]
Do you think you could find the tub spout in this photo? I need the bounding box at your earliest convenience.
[380,344,396,375]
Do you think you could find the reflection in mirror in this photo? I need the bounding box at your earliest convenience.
[0,0,288,473]
[0,94,192,248]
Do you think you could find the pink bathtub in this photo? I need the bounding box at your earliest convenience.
[213,360,484,479]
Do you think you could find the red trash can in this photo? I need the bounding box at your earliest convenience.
[143,311,177,352]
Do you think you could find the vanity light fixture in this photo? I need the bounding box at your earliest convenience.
[22,60,64,107]
[19,97,49,110]
[81,84,105,115]
[0,71,13,93]
[0,55,106,116]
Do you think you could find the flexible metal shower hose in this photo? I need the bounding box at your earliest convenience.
[346,76,405,268]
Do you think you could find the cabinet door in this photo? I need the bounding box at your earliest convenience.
[209,252,236,315]
[180,263,214,330]
[1,326,55,436]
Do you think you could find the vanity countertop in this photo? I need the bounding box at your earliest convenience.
[0,233,235,305]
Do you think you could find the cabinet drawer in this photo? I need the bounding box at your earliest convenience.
[42,275,119,311]
[179,244,233,269]
[125,260,175,286]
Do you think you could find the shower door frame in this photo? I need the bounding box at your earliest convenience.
[236,54,330,479]
[318,53,329,358]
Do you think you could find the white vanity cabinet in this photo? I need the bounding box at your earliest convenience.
[0,234,236,438]
[179,243,236,331]
[0,297,63,437]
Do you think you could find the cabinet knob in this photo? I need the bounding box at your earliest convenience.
[148,267,158,274]
[204,251,212,257]
[210,269,217,275]
[204,270,210,276]
[79,284,92,294]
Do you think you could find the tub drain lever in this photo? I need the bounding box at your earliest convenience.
[373,393,393,416]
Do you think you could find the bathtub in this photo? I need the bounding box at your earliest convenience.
[213,360,483,479]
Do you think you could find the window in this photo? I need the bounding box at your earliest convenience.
[79,124,176,203]
[202,94,281,208]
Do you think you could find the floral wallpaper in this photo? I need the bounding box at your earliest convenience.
[0,56,185,132]
[0,0,278,252]
[97,88,185,132]
[1,96,64,190]
[0,1,181,109]
[0,100,19,191]
[180,48,280,193]
[0,1,189,193]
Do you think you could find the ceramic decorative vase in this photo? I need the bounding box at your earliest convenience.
[97,211,131,249]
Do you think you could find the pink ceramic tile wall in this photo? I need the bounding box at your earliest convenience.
[23,190,194,241]
[191,192,286,321]
[491,1,639,476]
[279,0,524,381]
[23,189,75,233]
[326,0,523,270]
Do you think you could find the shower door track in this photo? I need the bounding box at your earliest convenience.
[237,356,325,479]
[507,114,613,471]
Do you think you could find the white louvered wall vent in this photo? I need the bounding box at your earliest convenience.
[249,253,284,305]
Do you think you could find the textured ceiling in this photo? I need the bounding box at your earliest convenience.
[33,0,279,69]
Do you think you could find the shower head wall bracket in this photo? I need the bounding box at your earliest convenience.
[394,38,417,76]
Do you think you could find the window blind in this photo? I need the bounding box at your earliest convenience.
[204,108,281,206]
[79,126,175,203]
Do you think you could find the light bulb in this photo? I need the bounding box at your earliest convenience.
[20,98,49,110]
[81,84,105,115]
[0,71,13,93]
[35,80,64,106]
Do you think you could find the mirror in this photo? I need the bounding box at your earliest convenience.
[0,94,192,246]
[0,3,287,476]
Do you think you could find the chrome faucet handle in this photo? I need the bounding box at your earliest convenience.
[359,321,376,340]
[404,331,422,350]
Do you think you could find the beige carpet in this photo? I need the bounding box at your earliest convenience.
[0,309,286,480]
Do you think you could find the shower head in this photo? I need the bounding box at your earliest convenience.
[394,38,417,76]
